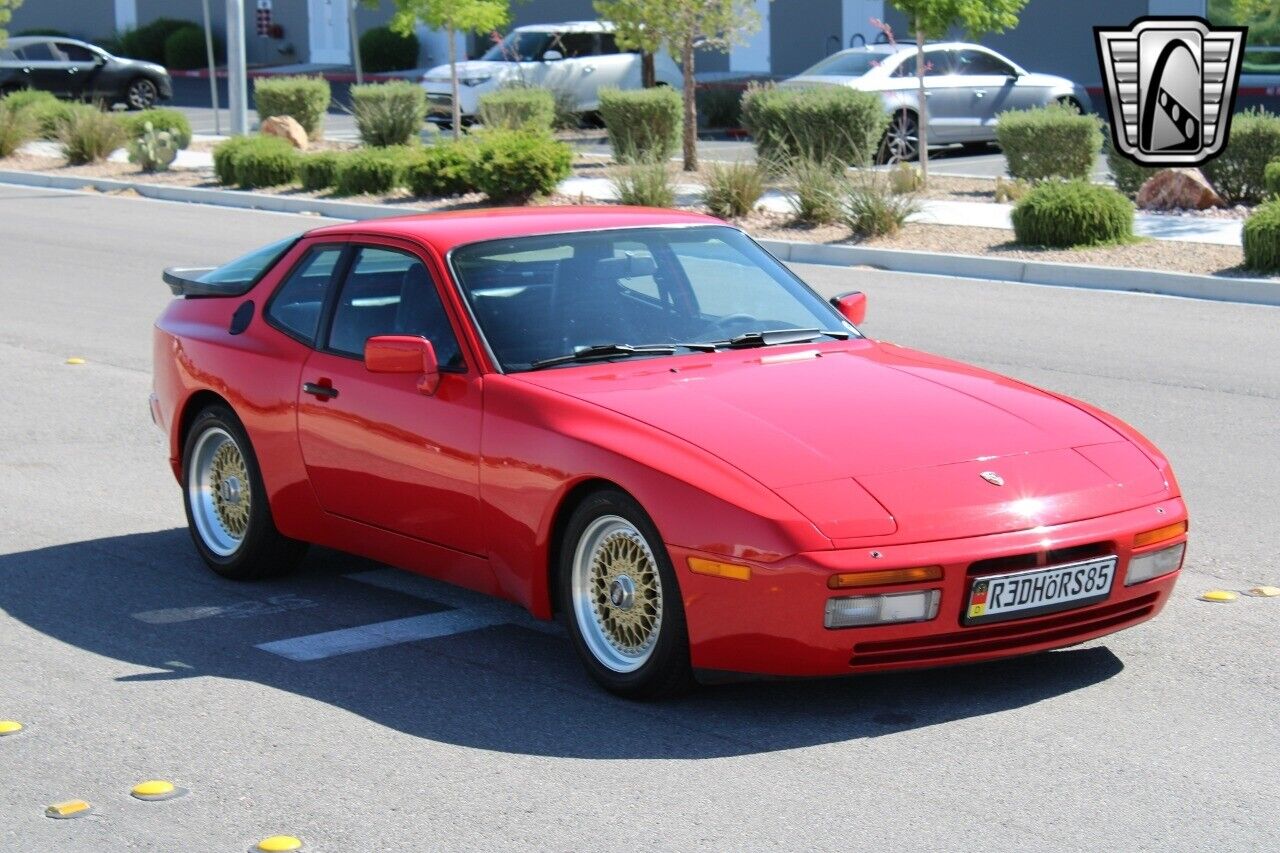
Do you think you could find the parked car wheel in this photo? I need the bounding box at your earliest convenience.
[558,489,693,699]
[879,109,920,163]
[125,77,159,110]
[182,405,307,580]
[1057,96,1084,114]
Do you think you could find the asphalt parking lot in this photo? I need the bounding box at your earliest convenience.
[0,185,1277,851]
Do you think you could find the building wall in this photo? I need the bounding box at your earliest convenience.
[7,0,116,43]
[771,0,843,76]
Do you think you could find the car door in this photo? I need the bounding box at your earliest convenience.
[52,42,101,100]
[952,48,1023,138]
[540,31,596,110]
[588,33,639,106]
[16,41,70,97]
[887,48,965,143]
[295,239,485,557]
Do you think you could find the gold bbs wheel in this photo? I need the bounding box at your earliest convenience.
[571,515,664,673]
[187,426,252,557]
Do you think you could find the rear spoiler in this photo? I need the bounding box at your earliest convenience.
[163,267,251,297]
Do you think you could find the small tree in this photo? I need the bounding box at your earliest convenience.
[0,0,25,47]
[890,0,1027,183]
[596,0,764,171]
[385,0,509,139]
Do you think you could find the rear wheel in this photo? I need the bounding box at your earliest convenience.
[1057,96,1084,114]
[558,489,693,699]
[878,110,919,164]
[182,405,306,580]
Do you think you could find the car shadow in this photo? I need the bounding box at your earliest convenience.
[0,529,1125,759]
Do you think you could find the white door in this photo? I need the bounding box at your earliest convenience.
[842,0,885,49]
[308,0,351,65]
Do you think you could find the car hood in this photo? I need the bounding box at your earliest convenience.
[423,60,513,82]
[519,341,1168,542]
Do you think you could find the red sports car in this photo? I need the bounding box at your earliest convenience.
[152,207,1187,698]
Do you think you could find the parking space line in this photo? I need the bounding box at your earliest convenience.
[256,609,510,661]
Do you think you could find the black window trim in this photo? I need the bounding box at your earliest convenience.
[262,240,352,348]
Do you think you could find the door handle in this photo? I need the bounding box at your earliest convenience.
[974,89,986,98]
[22,67,32,74]
[68,67,79,74]
[583,65,595,73]
[303,381,339,400]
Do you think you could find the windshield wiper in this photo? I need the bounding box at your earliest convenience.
[528,342,717,371]
[718,328,851,349]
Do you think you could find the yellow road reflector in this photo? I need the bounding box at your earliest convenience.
[45,800,92,819]
[255,836,304,852]
[131,779,183,801]
[1246,585,1280,598]
[65,357,86,365]
[0,720,23,736]
[1199,589,1237,603]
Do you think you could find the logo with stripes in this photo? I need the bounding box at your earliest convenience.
[1094,17,1247,167]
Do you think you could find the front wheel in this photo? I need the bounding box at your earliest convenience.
[183,405,307,580]
[878,110,920,164]
[125,77,159,110]
[558,489,693,699]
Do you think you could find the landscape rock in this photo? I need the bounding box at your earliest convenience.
[1136,168,1223,211]
[261,115,308,151]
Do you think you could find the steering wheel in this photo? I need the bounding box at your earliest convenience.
[705,314,758,337]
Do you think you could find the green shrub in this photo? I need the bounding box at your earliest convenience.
[164,24,222,70]
[599,87,681,164]
[471,130,572,203]
[784,156,844,225]
[702,160,764,218]
[126,121,179,172]
[1,90,74,139]
[118,108,192,149]
[212,136,255,185]
[611,162,676,207]
[1242,200,1280,272]
[1265,159,1280,199]
[350,81,425,147]
[232,136,300,189]
[118,18,193,63]
[842,173,921,237]
[254,76,332,140]
[996,104,1103,182]
[58,105,125,165]
[696,85,743,129]
[0,103,37,158]
[406,141,478,197]
[1011,180,1134,247]
[994,176,1030,203]
[477,87,555,133]
[742,83,889,168]
[359,25,420,73]
[549,87,580,130]
[1104,132,1159,197]
[16,28,69,37]
[1202,108,1280,203]
[299,151,343,191]
[333,146,416,195]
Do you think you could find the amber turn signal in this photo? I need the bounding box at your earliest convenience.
[1134,520,1187,548]
[828,566,943,589]
[687,557,752,581]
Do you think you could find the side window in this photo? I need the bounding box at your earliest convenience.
[893,50,953,77]
[56,42,98,63]
[17,43,57,61]
[265,246,343,345]
[599,34,631,55]
[327,247,464,370]
[556,33,597,58]
[954,49,1015,76]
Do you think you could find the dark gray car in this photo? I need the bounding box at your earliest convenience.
[0,36,173,110]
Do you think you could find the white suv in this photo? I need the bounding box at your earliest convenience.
[421,21,683,123]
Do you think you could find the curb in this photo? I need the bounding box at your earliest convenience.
[3,169,1277,307]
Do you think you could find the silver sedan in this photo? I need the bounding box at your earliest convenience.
[781,42,1092,162]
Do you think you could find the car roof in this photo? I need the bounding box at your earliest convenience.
[8,36,93,47]
[514,21,615,34]
[306,207,723,255]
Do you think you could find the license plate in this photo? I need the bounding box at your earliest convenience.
[965,556,1117,625]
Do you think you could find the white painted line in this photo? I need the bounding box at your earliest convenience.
[256,609,509,662]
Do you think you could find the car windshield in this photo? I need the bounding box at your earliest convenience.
[199,235,298,285]
[798,51,885,77]
[450,225,857,371]
[480,30,553,62]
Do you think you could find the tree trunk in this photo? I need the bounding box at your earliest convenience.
[642,51,655,88]
[449,24,462,142]
[681,34,697,172]
[915,28,928,184]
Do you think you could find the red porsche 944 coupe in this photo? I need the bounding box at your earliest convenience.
[152,207,1187,698]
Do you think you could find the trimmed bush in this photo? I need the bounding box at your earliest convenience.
[696,85,743,129]
[742,83,889,168]
[1202,108,1280,203]
[299,151,343,192]
[477,87,555,133]
[1,90,74,139]
[550,87,580,130]
[1105,133,1159,197]
[1242,200,1280,272]
[599,87,681,164]
[1265,159,1280,199]
[406,142,478,197]
[702,160,764,218]
[471,130,572,203]
[842,174,921,238]
[333,146,416,195]
[1011,180,1134,248]
[58,105,125,165]
[996,104,1103,182]
[232,136,300,189]
[359,25,420,73]
[118,18,193,63]
[350,81,425,147]
[212,136,256,185]
[611,162,676,208]
[164,24,223,70]
[118,108,192,149]
[0,103,37,158]
[254,76,332,140]
[16,28,70,37]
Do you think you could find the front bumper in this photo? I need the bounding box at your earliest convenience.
[674,497,1186,677]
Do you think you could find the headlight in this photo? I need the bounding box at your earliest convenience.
[460,75,492,87]
[1125,542,1184,586]
[825,590,940,629]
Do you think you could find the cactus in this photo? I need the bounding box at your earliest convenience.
[126,121,179,172]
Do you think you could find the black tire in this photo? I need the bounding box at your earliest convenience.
[125,76,159,110]
[877,109,919,164]
[1057,96,1084,114]
[557,488,694,700]
[181,404,307,580]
